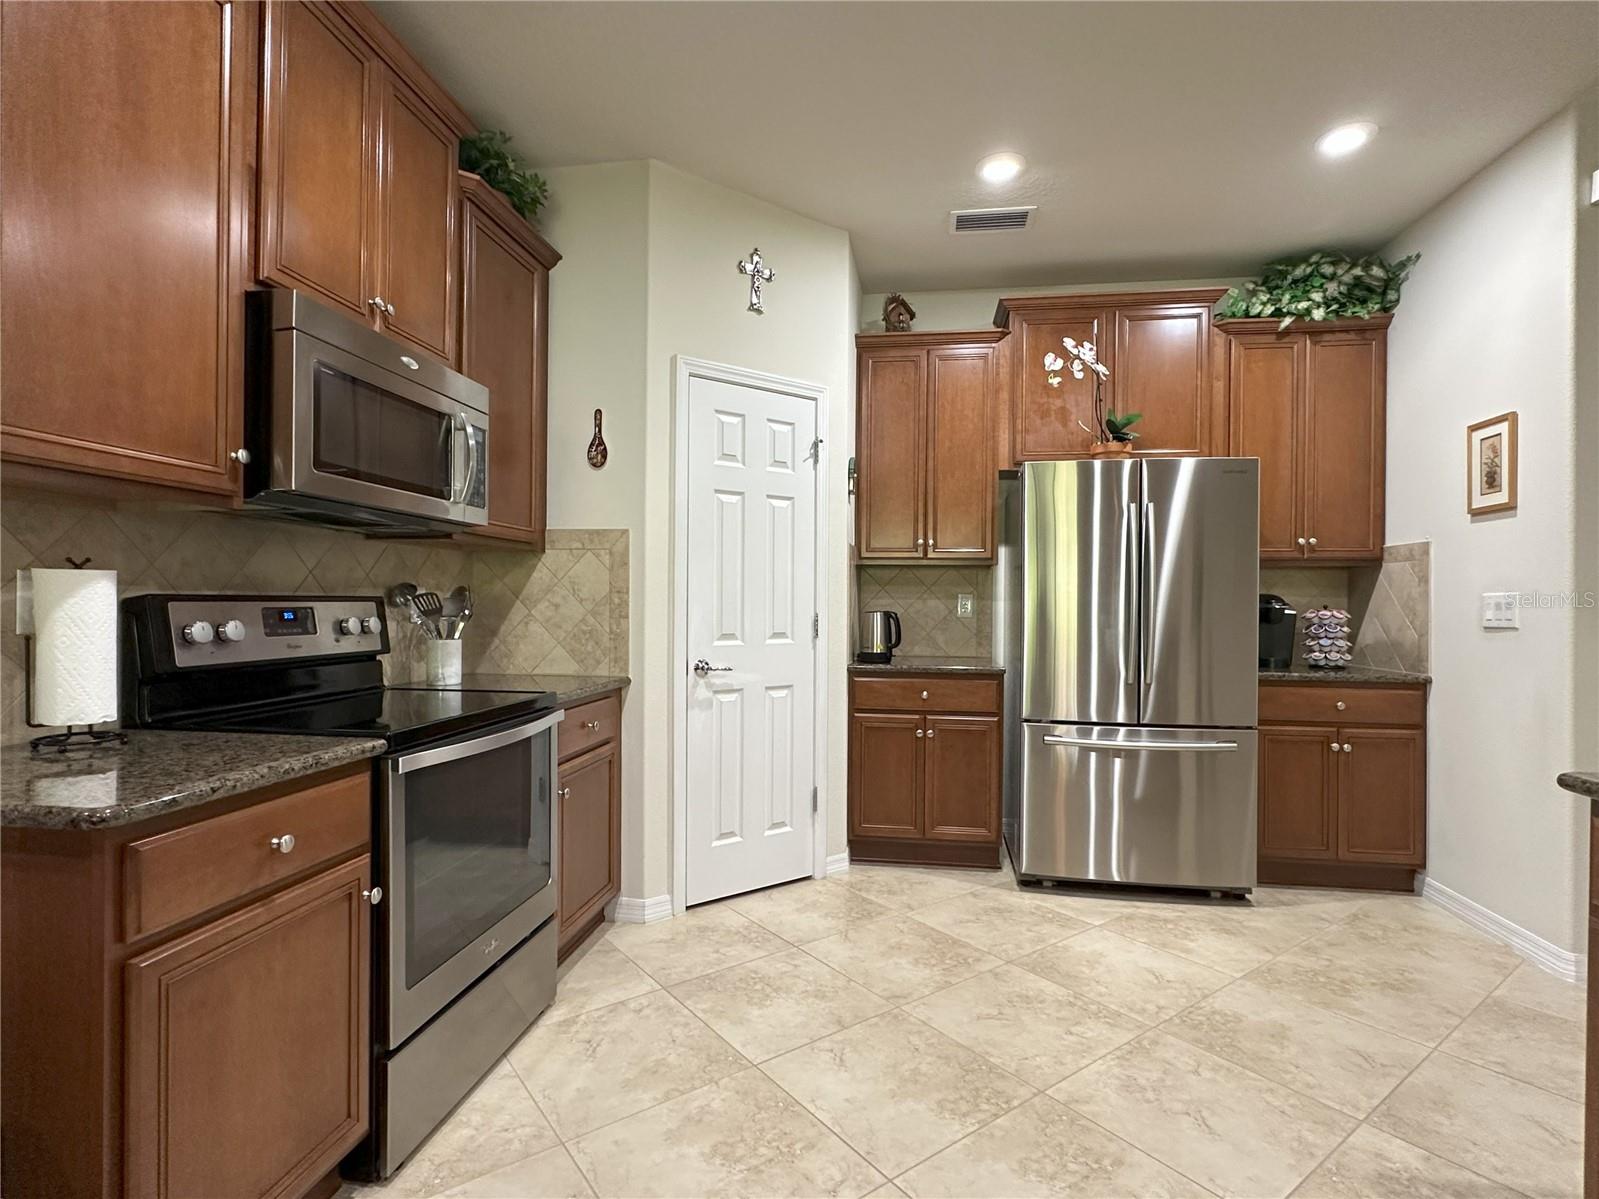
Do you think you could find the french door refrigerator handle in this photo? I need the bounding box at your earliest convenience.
[1140,502,1155,692]
[1042,734,1239,752]
[1122,502,1138,687]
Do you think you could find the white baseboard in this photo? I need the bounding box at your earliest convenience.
[608,894,674,924]
[825,851,850,876]
[1422,877,1586,983]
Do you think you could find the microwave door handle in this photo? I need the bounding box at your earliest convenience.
[449,412,479,506]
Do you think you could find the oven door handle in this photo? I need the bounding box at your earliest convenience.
[391,709,565,774]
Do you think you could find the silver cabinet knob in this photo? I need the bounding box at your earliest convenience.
[915,728,925,738]
[916,538,926,548]
[1335,701,1346,711]
[926,727,937,738]
[182,620,214,645]
[228,448,251,464]
[1330,743,1340,752]
[369,295,385,311]
[1297,537,1307,546]
[582,720,601,731]
[270,833,296,854]
[558,786,571,800]
[386,302,396,316]
[928,538,935,549]
[216,619,247,643]
[1308,537,1319,547]
[362,887,383,905]
[1342,743,1352,753]
[920,690,929,700]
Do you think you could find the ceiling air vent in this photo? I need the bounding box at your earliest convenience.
[949,206,1036,234]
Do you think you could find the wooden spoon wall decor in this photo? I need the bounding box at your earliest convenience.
[587,408,608,469]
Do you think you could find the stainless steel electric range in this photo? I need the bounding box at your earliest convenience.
[119,593,563,1181]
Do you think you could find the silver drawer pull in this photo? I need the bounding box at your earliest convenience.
[362,887,383,905]
[1042,735,1238,753]
[915,728,925,738]
[1335,701,1346,710]
[269,833,296,854]
[1331,743,1341,752]
[920,690,929,700]
[582,720,601,731]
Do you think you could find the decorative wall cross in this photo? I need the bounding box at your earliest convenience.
[738,247,775,314]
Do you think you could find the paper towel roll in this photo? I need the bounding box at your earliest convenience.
[31,568,118,726]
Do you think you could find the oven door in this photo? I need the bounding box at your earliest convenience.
[271,328,488,527]
[380,711,561,1049]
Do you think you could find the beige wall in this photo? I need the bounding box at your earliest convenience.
[859,277,1243,334]
[1382,94,1598,956]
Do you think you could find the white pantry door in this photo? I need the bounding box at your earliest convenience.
[684,374,818,905]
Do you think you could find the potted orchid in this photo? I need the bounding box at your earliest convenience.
[1044,338,1141,458]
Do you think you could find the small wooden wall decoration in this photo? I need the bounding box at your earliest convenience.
[587,408,608,469]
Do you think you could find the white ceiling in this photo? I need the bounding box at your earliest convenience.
[375,1,1598,292]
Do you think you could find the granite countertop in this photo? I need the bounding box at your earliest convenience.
[1259,664,1432,685]
[1557,772,1599,800]
[850,656,1004,675]
[441,673,631,708]
[1,731,386,831]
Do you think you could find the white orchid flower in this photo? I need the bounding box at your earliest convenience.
[1046,373,1062,388]
[1069,360,1086,379]
[1061,337,1080,353]
[1043,352,1064,372]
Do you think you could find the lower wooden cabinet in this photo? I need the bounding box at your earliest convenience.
[1258,681,1426,889]
[1,763,374,1199]
[557,691,623,959]
[848,670,1002,867]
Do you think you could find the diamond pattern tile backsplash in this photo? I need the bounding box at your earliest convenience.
[855,566,993,660]
[1259,541,1430,674]
[0,491,627,743]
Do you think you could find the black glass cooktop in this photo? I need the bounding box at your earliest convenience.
[180,687,558,751]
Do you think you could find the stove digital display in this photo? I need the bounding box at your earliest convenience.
[262,606,317,637]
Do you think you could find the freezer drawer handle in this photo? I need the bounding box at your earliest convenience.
[1041,734,1238,753]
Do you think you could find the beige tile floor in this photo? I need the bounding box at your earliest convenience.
[343,860,1583,1199]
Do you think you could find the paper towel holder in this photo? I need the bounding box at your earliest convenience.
[17,561,128,755]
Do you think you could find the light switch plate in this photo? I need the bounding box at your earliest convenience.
[956,593,974,618]
[1481,591,1519,629]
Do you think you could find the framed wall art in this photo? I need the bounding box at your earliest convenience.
[1466,410,1517,516]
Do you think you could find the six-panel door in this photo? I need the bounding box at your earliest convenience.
[923,715,1000,840]
[124,856,370,1199]
[1258,725,1337,859]
[849,712,923,839]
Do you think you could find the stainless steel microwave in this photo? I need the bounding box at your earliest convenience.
[245,289,489,534]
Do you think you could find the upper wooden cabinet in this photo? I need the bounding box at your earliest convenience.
[0,0,255,496]
[458,173,562,547]
[855,329,1006,562]
[994,289,1227,464]
[1222,315,1388,562]
[259,0,470,364]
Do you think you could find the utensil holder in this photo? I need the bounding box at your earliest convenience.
[426,639,462,686]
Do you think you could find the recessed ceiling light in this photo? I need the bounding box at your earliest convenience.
[1316,122,1378,159]
[977,152,1025,184]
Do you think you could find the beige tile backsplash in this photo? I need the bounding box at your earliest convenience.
[1260,541,1430,673]
[0,490,627,743]
[855,566,993,660]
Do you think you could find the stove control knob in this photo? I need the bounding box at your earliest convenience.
[337,616,362,636]
[216,619,247,643]
[182,620,215,645]
[361,616,382,635]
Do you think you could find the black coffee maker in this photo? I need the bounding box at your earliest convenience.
[1259,594,1297,669]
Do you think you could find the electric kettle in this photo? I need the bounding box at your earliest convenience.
[858,610,902,664]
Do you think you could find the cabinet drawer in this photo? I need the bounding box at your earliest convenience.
[560,693,620,762]
[852,675,1002,715]
[1259,683,1425,728]
[123,771,370,941]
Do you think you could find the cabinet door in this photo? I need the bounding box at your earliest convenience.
[124,856,370,1199]
[559,743,620,940]
[258,0,376,320]
[377,73,459,363]
[1113,304,1212,456]
[1337,727,1424,864]
[924,715,1000,841]
[926,346,995,560]
[1304,331,1384,560]
[856,350,926,558]
[1,0,250,495]
[1014,310,1112,459]
[460,189,549,545]
[1228,334,1306,559]
[849,712,922,838]
[1258,725,1336,860]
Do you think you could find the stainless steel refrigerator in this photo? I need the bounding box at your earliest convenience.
[997,458,1260,894]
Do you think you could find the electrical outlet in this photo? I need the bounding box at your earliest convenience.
[956,593,974,618]
[1481,591,1520,629]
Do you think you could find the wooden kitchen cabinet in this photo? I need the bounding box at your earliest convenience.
[124,856,370,1199]
[457,172,563,547]
[2,763,373,1199]
[259,0,472,364]
[1257,680,1426,890]
[855,330,1006,562]
[848,670,1003,866]
[557,691,624,960]
[994,289,1228,464]
[0,0,255,497]
[1222,315,1389,562]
